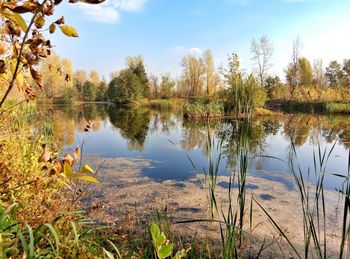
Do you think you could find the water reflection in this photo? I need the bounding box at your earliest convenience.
[38,103,350,190]
[108,107,150,151]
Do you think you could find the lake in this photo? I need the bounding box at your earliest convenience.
[48,104,350,190]
[43,103,350,256]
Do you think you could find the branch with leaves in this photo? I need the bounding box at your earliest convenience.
[0,0,104,108]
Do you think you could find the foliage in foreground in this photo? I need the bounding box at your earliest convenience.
[0,203,121,258]
[0,103,119,258]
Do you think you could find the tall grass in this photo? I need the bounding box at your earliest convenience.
[336,150,350,258]
[0,203,121,258]
[180,117,255,257]
[143,98,186,111]
[204,125,224,218]
[183,101,224,119]
[256,139,350,258]
[325,102,350,114]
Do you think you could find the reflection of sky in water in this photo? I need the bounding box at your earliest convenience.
[64,110,350,191]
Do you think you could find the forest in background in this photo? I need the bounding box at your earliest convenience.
[10,36,350,112]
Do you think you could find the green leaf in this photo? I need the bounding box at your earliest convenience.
[2,9,28,32]
[156,233,166,247]
[26,223,34,258]
[49,23,56,34]
[150,223,160,240]
[80,164,94,174]
[75,175,100,184]
[44,224,60,254]
[158,243,173,259]
[59,25,78,37]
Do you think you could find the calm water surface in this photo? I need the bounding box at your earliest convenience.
[48,104,350,191]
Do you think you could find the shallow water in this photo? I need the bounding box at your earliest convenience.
[40,103,350,256]
[47,104,350,191]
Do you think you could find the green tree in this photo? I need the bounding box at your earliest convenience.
[223,52,243,89]
[82,81,96,101]
[223,53,265,115]
[126,55,149,97]
[95,81,108,102]
[108,56,149,104]
[107,69,142,104]
[298,57,313,86]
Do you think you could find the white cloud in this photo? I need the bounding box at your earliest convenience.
[78,4,120,23]
[113,0,148,12]
[77,0,148,23]
[169,46,204,55]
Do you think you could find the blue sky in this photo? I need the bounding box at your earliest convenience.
[51,0,350,80]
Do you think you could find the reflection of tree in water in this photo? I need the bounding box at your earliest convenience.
[81,104,97,121]
[51,110,76,146]
[37,104,111,147]
[281,114,350,149]
[283,115,313,146]
[149,111,178,135]
[38,103,350,153]
[108,106,150,151]
[181,119,222,156]
[219,119,269,168]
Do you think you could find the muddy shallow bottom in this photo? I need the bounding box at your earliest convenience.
[78,155,346,258]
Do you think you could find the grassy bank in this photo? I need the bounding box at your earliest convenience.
[141,98,186,110]
[268,100,350,114]
[325,102,350,114]
[0,102,120,257]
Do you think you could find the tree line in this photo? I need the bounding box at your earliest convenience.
[38,36,350,106]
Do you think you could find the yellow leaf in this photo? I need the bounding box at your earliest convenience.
[59,25,78,37]
[2,9,28,32]
[80,164,94,174]
[35,14,45,29]
[63,162,76,178]
[75,175,100,184]
[49,23,56,34]
[10,60,24,87]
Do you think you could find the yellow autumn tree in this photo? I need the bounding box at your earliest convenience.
[39,53,74,99]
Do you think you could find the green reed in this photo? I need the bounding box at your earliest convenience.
[255,139,350,258]
[336,150,350,258]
